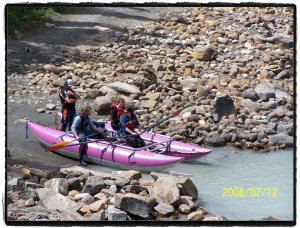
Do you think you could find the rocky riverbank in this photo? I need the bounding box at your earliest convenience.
[7,7,294,152]
[7,163,225,221]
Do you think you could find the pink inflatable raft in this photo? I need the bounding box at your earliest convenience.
[27,121,184,172]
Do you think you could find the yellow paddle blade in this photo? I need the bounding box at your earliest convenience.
[44,140,71,152]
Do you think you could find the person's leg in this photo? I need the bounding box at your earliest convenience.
[126,135,137,148]
[136,136,146,148]
[78,133,87,166]
[67,110,76,132]
[60,109,68,131]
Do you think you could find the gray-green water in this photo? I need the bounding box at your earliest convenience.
[90,148,294,221]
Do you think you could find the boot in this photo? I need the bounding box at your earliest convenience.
[80,161,87,166]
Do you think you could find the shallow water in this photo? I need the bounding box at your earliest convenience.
[91,147,294,221]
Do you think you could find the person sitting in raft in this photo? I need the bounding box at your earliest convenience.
[120,106,146,148]
[110,97,126,131]
[71,103,107,166]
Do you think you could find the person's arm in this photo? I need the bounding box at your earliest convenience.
[71,116,81,140]
[88,118,107,135]
[68,89,80,100]
[60,89,77,104]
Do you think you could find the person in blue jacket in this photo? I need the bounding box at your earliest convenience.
[71,103,107,166]
[120,106,146,148]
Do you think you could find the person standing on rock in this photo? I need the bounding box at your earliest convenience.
[110,97,126,131]
[71,103,107,166]
[59,79,80,132]
[120,106,146,148]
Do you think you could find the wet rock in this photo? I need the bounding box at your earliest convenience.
[44,178,69,196]
[180,196,196,210]
[205,131,226,147]
[154,203,175,216]
[179,204,191,214]
[187,211,204,221]
[8,177,24,191]
[268,133,293,147]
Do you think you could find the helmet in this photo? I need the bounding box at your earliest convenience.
[65,79,73,87]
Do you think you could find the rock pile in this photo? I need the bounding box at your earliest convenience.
[7,7,294,151]
[7,166,225,221]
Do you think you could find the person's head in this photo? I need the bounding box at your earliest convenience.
[124,106,133,117]
[64,79,73,89]
[118,98,125,107]
[79,103,91,117]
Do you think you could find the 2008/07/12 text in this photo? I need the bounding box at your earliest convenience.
[222,187,278,198]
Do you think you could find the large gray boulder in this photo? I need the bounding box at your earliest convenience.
[35,188,84,212]
[44,178,69,196]
[114,193,151,218]
[268,133,293,147]
[214,94,236,120]
[205,131,226,147]
[150,172,198,200]
[151,177,180,205]
[81,176,105,196]
[107,82,142,96]
[92,96,112,115]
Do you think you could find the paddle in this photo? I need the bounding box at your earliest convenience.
[44,132,101,152]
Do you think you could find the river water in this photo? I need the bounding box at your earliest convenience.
[89,147,294,221]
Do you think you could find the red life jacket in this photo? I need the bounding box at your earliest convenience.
[126,120,136,131]
[110,103,125,122]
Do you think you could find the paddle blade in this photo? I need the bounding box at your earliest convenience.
[44,141,71,152]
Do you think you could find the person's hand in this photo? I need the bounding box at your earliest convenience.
[67,90,75,96]
[133,132,139,136]
[76,136,80,141]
